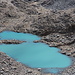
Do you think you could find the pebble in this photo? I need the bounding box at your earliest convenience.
[27,70,32,73]
[38,68,41,71]
[0,71,4,74]
[57,35,60,37]
[11,66,17,69]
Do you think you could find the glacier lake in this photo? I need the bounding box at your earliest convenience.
[0,31,72,73]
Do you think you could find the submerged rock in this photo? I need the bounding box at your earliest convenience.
[33,40,40,43]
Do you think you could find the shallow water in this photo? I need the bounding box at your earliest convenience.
[0,31,72,73]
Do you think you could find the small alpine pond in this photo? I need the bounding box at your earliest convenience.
[0,31,72,73]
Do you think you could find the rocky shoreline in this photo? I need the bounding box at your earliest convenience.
[0,0,75,75]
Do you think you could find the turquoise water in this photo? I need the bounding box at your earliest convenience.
[0,31,71,73]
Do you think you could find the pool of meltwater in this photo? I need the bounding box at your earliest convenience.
[0,31,72,73]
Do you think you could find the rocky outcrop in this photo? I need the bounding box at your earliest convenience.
[0,40,25,44]
[42,33,75,46]
[30,9,75,36]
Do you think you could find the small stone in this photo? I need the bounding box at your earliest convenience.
[34,73,37,75]
[11,66,17,69]
[67,49,70,51]
[2,67,5,70]
[33,40,39,43]
[57,35,60,37]
[38,68,41,71]
[5,69,9,72]
[27,70,32,73]
[0,71,4,74]
[66,52,71,56]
